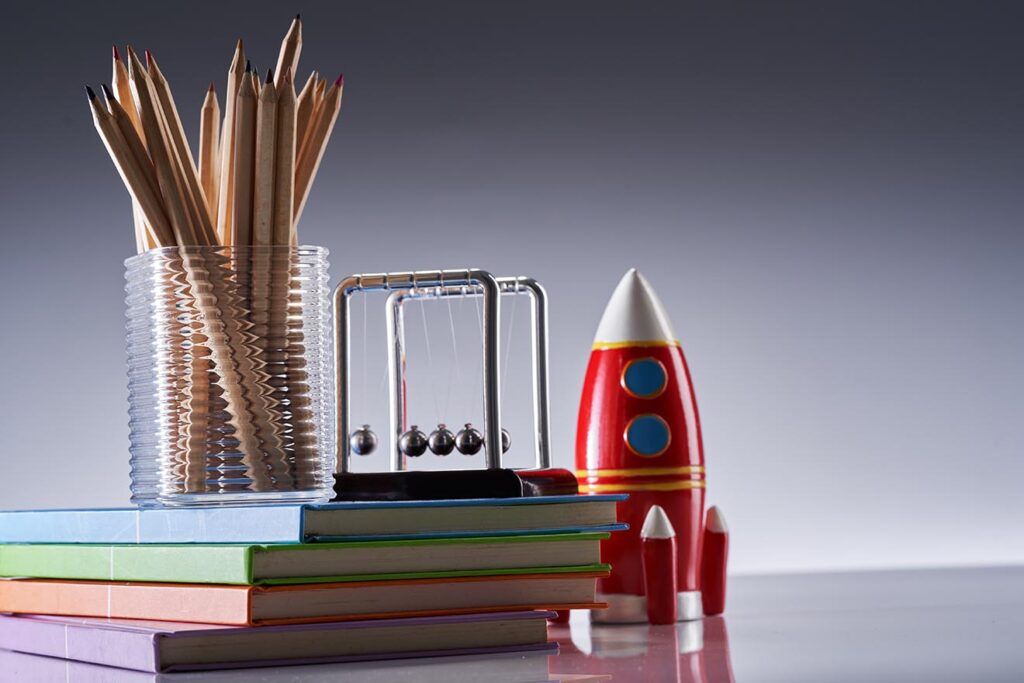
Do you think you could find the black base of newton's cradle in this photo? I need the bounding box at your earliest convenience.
[331,468,579,502]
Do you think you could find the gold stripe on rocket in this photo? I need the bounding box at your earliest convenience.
[579,481,707,493]
[591,340,681,351]
[576,466,705,478]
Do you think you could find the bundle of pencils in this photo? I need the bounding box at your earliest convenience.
[88,15,343,253]
[86,16,342,494]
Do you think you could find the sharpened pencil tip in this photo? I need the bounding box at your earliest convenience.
[266,67,274,83]
[335,73,344,87]
[236,38,244,51]
[101,83,115,102]
[245,60,252,74]
[112,45,121,61]
[85,85,97,100]
[145,50,153,67]
[208,81,216,93]
[296,13,301,20]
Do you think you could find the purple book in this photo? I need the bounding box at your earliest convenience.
[0,648,557,682]
[0,611,556,673]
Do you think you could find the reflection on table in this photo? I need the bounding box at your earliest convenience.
[547,614,734,683]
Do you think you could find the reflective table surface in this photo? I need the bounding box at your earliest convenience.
[4,567,1022,681]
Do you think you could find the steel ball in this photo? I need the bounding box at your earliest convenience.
[501,428,511,453]
[455,423,483,455]
[399,425,429,457]
[349,425,377,456]
[429,424,456,456]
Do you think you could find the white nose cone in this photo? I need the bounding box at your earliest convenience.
[593,269,678,347]
[641,504,676,539]
[706,505,728,533]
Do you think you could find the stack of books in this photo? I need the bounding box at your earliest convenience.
[0,495,624,674]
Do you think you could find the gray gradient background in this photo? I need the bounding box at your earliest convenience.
[0,2,1021,574]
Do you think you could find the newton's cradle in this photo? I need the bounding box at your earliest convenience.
[331,269,577,501]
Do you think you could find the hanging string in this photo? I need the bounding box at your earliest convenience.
[442,291,461,421]
[361,291,368,419]
[472,289,484,426]
[419,296,442,423]
[501,282,519,402]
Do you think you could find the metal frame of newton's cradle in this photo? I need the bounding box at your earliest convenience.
[333,269,553,475]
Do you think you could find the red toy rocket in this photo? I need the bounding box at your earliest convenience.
[576,268,715,622]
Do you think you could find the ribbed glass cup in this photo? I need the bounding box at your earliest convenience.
[125,246,334,507]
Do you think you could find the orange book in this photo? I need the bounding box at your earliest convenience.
[0,570,608,626]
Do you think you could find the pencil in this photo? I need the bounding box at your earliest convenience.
[112,46,152,252]
[230,62,258,246]
[273,68,296,246]
[127,48,197,246]
[313,77,326,113]
[199,83,220,227]
[295,71,317,156]
[252,70,278,247]
[146,51,218,246]
[273,14,302,89]
[294,74,343,225]
[100,85,175,247]
[87,86,175,247]
[216,40,246,244]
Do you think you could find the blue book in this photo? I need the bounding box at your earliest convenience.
[0,495,626,544]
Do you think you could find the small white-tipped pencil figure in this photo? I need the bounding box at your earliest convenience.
[641,505,678,624]
[701,505,729,616]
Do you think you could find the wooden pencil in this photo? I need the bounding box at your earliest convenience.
[100,85,175,247]
[230,62,258,247]
[146,52,218,246]
[273,14,302,89]
[313,77,326,114]
[252,71,278,247]
[112,47,152,252]
[294,74,343,225]
[250,72,290,480]
[273,68,297,246]
[216,40,246,244]
[199,83,220,226]
[87,87,175,247]
[126,48,197,246]
[294,70,318,160]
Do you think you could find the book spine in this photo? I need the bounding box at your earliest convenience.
[0,506,306,544]
[0,616,161,673]
[0,545,254,584]
[0,581,254,626]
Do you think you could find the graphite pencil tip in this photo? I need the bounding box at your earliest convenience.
[266,67,274,83]
[85,85,97,100]
[100,83,116,102]
[245,59,252,74]
[296,13,301,20]
[112,45,121,61]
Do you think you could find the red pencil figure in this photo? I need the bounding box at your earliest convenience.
[700,505,728,616]
[577,269,706,622]
[641,505,678,624]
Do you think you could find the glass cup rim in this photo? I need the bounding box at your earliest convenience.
[124,244,329,267]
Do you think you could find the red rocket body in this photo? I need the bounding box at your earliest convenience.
[576,269,707,621]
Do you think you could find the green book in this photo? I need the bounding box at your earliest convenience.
[0,532,608,585]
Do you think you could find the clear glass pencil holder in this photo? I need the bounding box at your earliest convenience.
[124,246,334,508]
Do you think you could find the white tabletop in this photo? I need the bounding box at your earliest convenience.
[8,567,1021,681]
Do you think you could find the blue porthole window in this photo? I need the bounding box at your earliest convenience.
[623,414,671,457]
[621,358,667,399]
